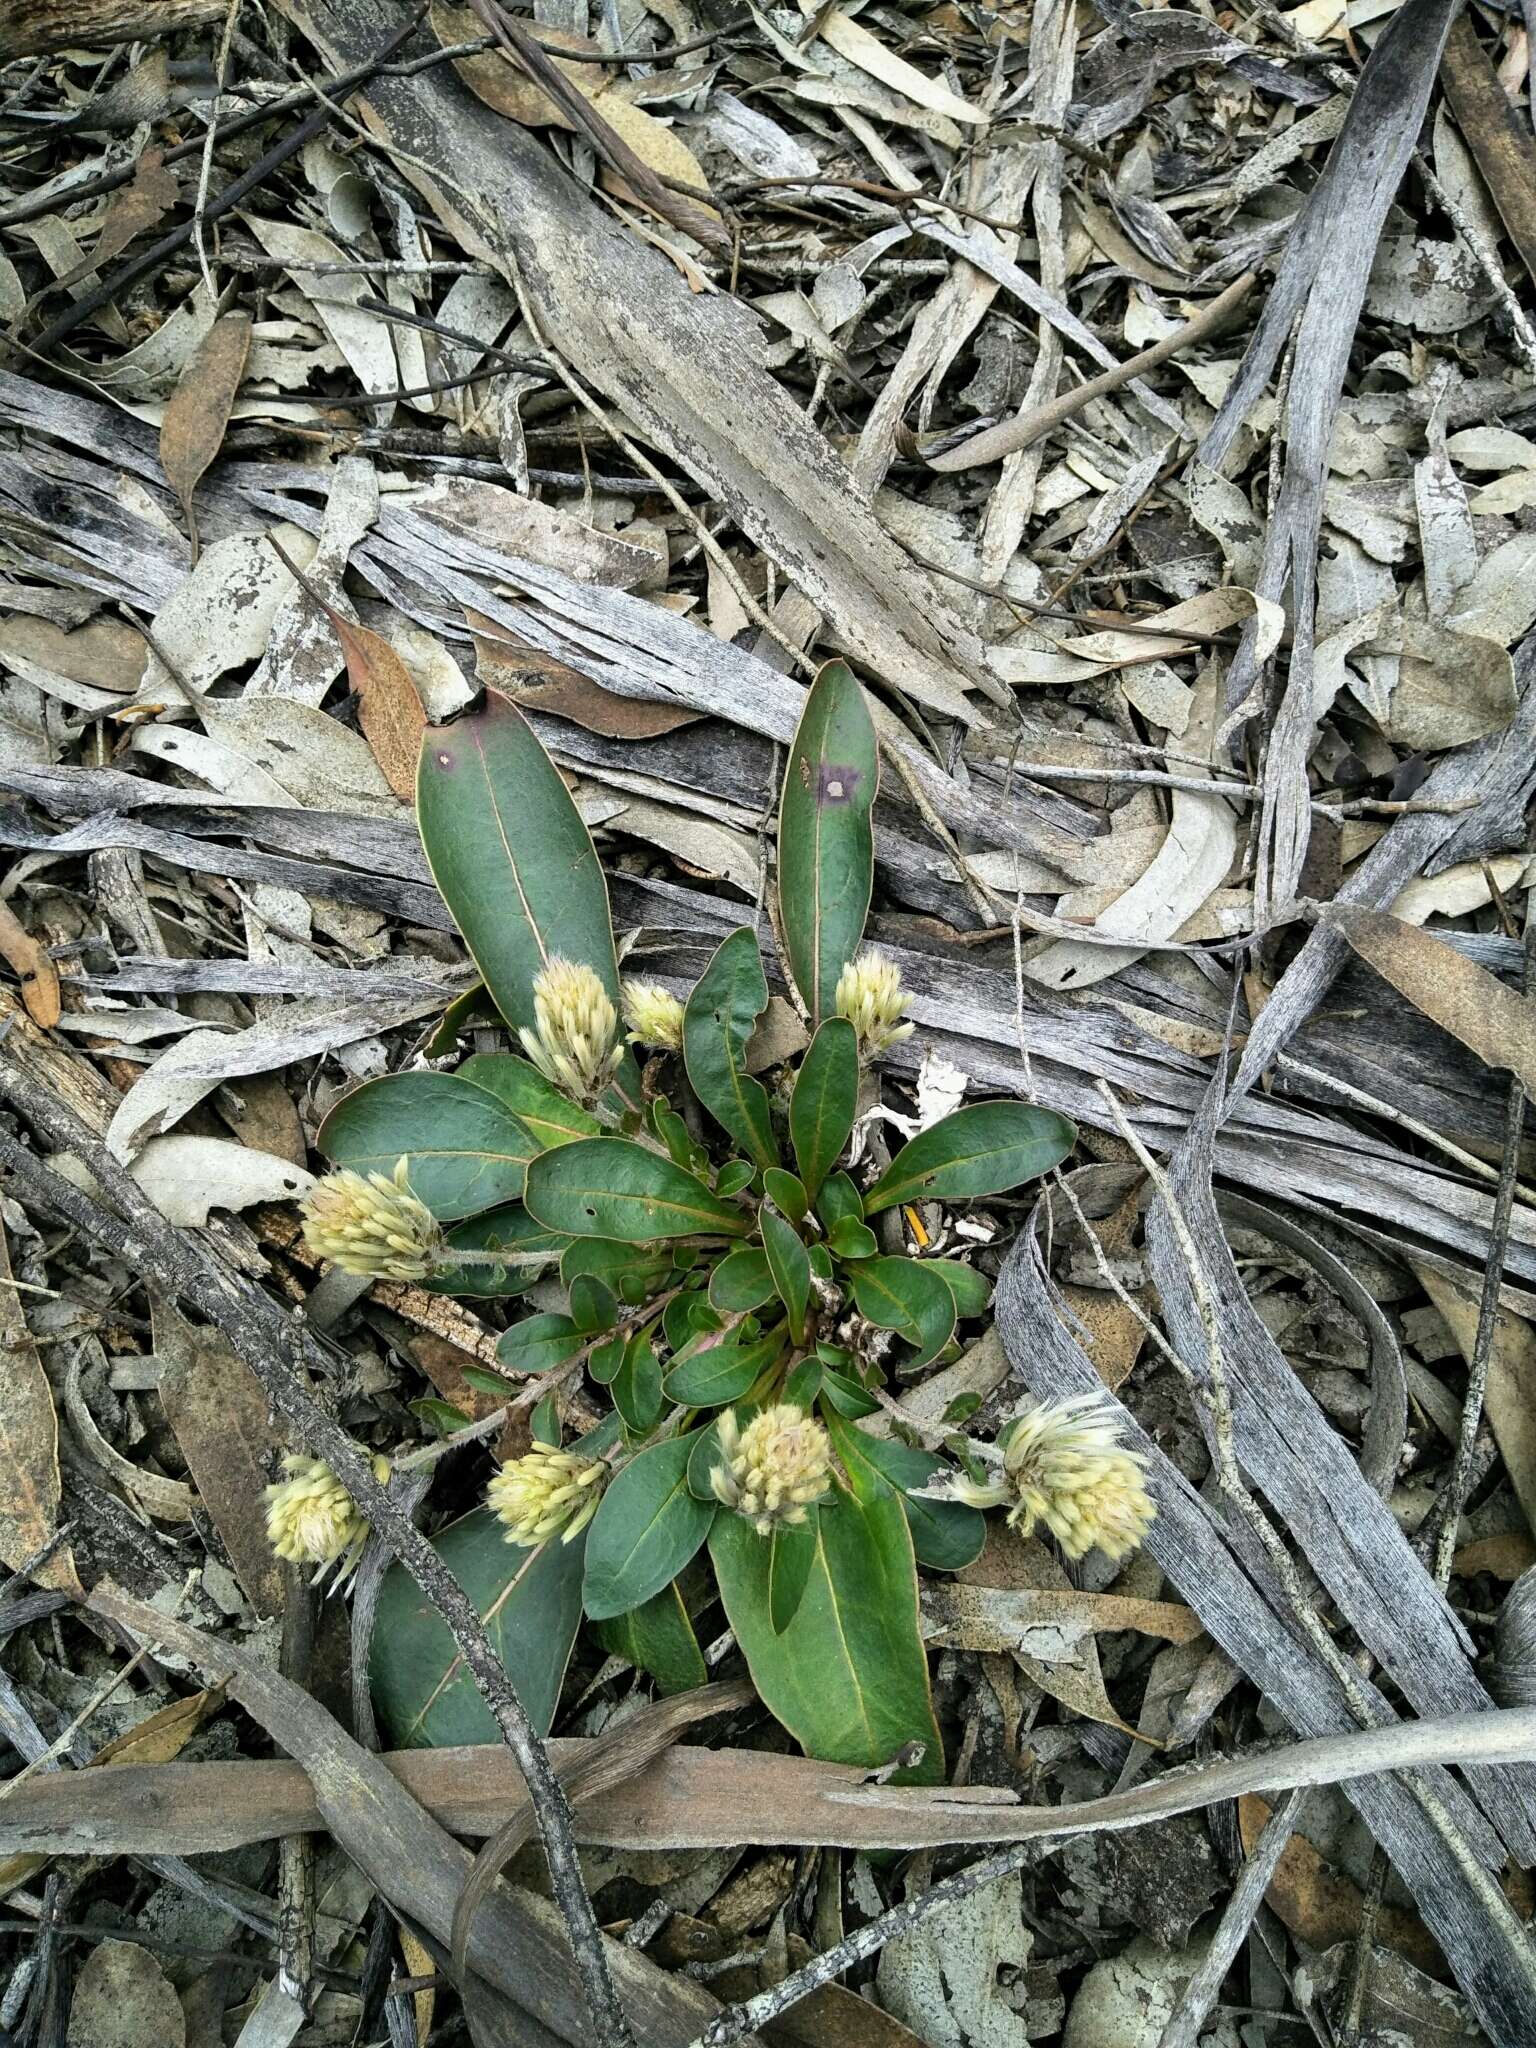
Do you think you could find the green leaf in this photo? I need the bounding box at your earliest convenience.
[815,1172,865,1229]
[582,1435,716,1621]
[846,1257,956,1368]
[525,1137,751,1242]
[826,1216,877,1261]
[818,1368,879,1419]
[925,1258,992,1319]
[715,1160,757,1198]
[709,1247,776,1313]
[763,1168,808,1223]
[422,982,500,1058]
[461,1363,516,1398]
[783,1356,823,1410]
[456,1053,602,1150]
[836,1424,985,1572]
[496,1312,583,1377]
[687,1416,725,1500]
[664,1328,783,1409]
[864,1101,1077,1215]
[425,1204,568,1299]
[371,1506,584,1745]
[650,1098,695,1168]
[592,1580,707,1694]
[710,1477,941,1778]
[530,1393,561,1445]
[766,1512,818,1633]
[761,1207,811,1345]
[560,1237,672,1307]
[417,690,620,1036]
[589,1334,627,1386]
[612,1333,663,1436]
[790,1017,858,1200]
[778,661,878,1024]
[682,927,778,1169]
[411,1396,471,1434]
[318,1070,536,1221]
[568,1274,618,1333]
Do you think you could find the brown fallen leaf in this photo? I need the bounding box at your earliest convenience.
[469,610,700,738]
[1455,1532,1536,1582]
[160,311,252,564]
[1238,1792,1445,1978]
[1416,1265,1536,1545]
[1323,904,1536,1094]
[0,894,60,1029]
[1055,1172,1149,1392]
[0,1221,80,1599]
[35,146,179,299]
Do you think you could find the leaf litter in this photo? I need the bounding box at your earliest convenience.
[2,2,1536,2046]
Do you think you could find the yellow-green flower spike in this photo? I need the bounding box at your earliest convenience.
[518,958,624,1104]
[710,1403,833,1535]
[487,1440,607,1546]
[301,1159,444,1280]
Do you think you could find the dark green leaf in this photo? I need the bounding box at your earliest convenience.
[763,1168,808,1223]
[560,1237,672,1306]
[710,1476,941,1777]
[826,1216,877,1261]
[664,1328,783,1409]
[815,1172,865,1229]
[426,1204,567,1299]
[612,1332,663,1436]
[530,1393,561,1444]
[864,1101,1077,1215]
[836,1423,985,1572]
[371,1507,584,1745]
[525,1137,751,1242]
[715,1160,757,1198]
[650,1098,695,1168]
[778,661,878,1024]
[683,927,777,1169]
[687,1416,725,1501]
[582,1434,716,1622]
[761,1208,811,1345]
[589,1335,627,1387]
[925,1258,992,1319]
[496,1312,583,1377]
[592,1580,707,1694]
[819,1369,879,1419]
[461,1363,516,1398]
[568,1273,618,1334]
[422,982,499,1058]
[766,1512,818,1633]
[417,690,620,1036]
[710,1247,776,1313]
[318,1070,536,1221]
[790,1017,858,1199]
[410,1396,471,1434]
[664,1291,721,1354]
[847,1257,956,1367]
[456,1053,602,1150]
[783,1356,823,1409]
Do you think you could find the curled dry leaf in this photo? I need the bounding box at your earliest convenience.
[159,311,252,564]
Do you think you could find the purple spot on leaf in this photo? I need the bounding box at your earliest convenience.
[817,763,860,805]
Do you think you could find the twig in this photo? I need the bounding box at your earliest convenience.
[926,270,1258,472]
[0,1083,633,2048]
[194,0,244,302]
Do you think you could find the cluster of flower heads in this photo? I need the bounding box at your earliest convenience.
[709,1404,833,1534]
[301,1159,444,1280]
[927,1393,1156,1562]
[486,1439,607,1546]
[265,1451,392,1589]
[519,958,625,1105]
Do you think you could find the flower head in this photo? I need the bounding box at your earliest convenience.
[265,1451,390,1588]
[622,980,686,1053]
[519,958,623,1104]
[710,1403,833,1535]
[488,1440,607,1546]
[835,947,914,1060]
[918,1394,1155,1562]
[301,1159,444,1280]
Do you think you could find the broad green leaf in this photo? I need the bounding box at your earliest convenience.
[612,1333,663,1436]
[496,1312,583,1377]
[766,1512,818,1633]
[783,1356,823,1409]
[778,661,878,1023]
[763,1168,808,1223]
[461,1363,516,1398]
[423,982,500,1057]
[592,1580,707,1694]
[815,1172,864,1229]
[925,1258,992,1319]
[664,1328,783,1409]
[864,1101,1076,1215]
[456,1053,602,1150]
[825,1216,877,1261]
[425,1204,567,1299]
[560,1237,672,1306]
[568,1274,618,1333]
[790,1017,858,1199]
[761,1207,811,1345]
[682,927,777,1169]
[650,1098,695,1168]
[589,1334,626,1386]
[664,1288,720,1354]
[411,1396,470,1434]
[710,1477,941,1778]
[709,1247,775,1313]
[716,1160,757,1198]
[818,1368,879,1419]
[687,1416,725,1500]
[847,1257,956,1368]
[835,1421,985,1572]
[525,1137,751,1242]
[417,691,619,1036]
[582,1434,716,1622]
[318,1070,536,1221]
[371,1506,584,1745]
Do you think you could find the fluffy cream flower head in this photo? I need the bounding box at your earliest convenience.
[998,1394,1155,1561]
[834,947,914,1060]
[487,1440,607,1547]
[265,1451,390,1588]
[621,980,686,1053]
[301,1159,443,1280]
[519,958,623,1104]
[711,1403,833,1535]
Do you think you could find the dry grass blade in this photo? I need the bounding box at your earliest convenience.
[159,310,251,564]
